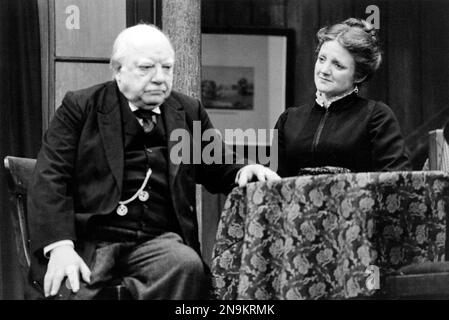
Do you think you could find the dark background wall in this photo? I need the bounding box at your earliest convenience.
[2,0,449,299]
[0,0,42,300]
[202,0,449,168]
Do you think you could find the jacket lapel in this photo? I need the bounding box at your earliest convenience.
[96,86,189,201]
[162,94,188,190]
[97,81,125,194]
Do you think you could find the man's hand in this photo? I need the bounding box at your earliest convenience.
[235,164,281,187]
[44,245,91,297]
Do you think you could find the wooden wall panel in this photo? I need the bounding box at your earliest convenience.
[215,0,253,27]
[385,0,423,136]
[354,0,389,105]
[286,0,319,106]
[202,0,287,29]
[55,0,126,58]
[126,0,160,27]
[55,62,112,109]
[202,0,218,27]
[252,0,286,27]
[318,0,354,26]
[420,1,449,123]
[162,0,201,98]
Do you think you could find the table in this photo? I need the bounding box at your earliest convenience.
[211,171,449,299]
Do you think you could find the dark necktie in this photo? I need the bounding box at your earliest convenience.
[134,109,157,133]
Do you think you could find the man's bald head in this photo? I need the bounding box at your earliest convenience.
[110,24,175,74]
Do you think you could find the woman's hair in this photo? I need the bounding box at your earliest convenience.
[316,18,382,83]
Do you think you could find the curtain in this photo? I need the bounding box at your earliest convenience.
[0,0,42,299]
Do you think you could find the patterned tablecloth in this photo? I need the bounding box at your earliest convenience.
[211,171,449,299]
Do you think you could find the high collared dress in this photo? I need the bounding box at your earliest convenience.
[274,92,411,177]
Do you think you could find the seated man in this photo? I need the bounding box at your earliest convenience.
[27,24,280,300]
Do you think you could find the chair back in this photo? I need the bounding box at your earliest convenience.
[4,156,36,279]
[428,129,449,170]
[4,156,131,299]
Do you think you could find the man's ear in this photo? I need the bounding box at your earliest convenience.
[114,71,121,84]
[354,75,367,84]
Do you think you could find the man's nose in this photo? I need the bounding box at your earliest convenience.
[151,65,164,83]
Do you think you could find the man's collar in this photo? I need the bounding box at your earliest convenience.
[128,102,161,114]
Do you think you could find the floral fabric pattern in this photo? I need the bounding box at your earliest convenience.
[211,171,449,299]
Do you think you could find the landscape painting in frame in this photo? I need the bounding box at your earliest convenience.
[201,65,254,110]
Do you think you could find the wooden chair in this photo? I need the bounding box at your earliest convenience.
[383,262,449,299]
[382,128,449,299]
[4,156,130,300]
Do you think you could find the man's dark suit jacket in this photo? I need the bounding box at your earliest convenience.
[27,80,243,286]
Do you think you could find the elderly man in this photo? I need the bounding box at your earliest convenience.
[27,24,279,300]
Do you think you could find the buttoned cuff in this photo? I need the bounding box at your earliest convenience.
[43,240,74,258]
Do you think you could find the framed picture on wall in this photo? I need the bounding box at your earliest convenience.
[202,65,255,110]
[201,27,294,148]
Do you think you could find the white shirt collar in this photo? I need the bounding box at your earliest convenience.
[315,87,358,109]
[128,102,161,114]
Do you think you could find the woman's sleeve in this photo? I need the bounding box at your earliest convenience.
[369,102,412,171]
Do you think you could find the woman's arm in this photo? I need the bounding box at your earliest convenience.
[369,102,412,171]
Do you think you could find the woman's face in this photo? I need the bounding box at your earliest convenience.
[314,40,356,99]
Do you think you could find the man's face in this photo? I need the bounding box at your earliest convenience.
[115,39,174,109]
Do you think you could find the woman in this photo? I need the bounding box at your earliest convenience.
[274,18,411,177]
